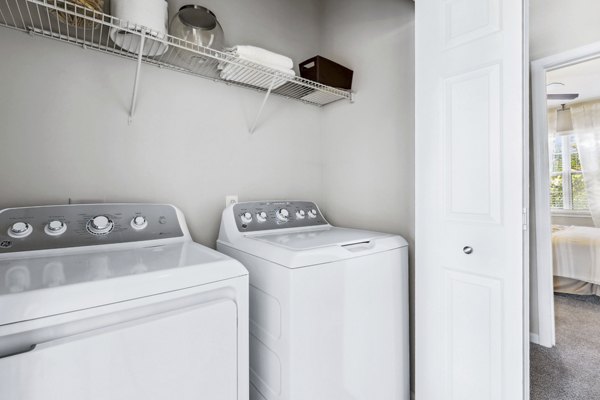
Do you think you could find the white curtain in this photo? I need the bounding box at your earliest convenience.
[571,102,600,226]
[547,105,557,161]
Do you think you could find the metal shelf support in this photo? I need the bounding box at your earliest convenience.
[128,33,145,125]
[249,76,277,134]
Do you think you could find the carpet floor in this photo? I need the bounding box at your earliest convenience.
[530,294,600,400]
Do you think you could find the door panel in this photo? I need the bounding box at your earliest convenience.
[445,270,502,400]
[444,0,501,48]
[416,0,525,399]
[444,64,502,222]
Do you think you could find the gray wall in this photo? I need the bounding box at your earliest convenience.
[0,0,416,389]
[319,0,416,389]
[530,0,600,60]
[0,0,324,247]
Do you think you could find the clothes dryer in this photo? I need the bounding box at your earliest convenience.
[0,203,248,400]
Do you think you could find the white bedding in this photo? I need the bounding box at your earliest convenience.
[553,225,600,285]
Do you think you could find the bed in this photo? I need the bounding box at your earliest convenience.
[553,225,600,296]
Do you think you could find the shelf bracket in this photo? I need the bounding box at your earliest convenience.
[249,76,277,134]
[128,33,145,125]
[350,92,356,103]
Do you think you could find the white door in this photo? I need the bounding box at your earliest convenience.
[415,0,526,399]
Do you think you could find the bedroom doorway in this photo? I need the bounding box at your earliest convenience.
[531,43,600,399]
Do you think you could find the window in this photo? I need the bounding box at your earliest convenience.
[550,134,588,211]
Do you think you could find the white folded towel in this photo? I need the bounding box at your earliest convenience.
[226,45,294,71]
[220,63,295,90]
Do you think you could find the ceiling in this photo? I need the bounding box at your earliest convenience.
[546,56,600,109]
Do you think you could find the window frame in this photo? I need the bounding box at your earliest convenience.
[549,134,590,215]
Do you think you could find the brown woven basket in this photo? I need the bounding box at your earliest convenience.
[50,0,104,29]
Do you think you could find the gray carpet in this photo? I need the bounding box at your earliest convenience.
[531,294,600,400]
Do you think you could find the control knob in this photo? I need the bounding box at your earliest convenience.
[87,215,114,235]
[45,220,67,236]
[308,209,318,219]
[276,208,290,222]
[256,211,268,223]
[130,216,148,230]
[296,210,306,219]
[8,222,33,238]
[240,212,253,224]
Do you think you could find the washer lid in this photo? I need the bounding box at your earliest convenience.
[0,242,247,326]
[223,227,408,268]
[251,227,391,249]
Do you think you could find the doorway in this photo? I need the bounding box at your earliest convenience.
[531,42,600,399]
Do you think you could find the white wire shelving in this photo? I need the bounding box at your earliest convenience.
[0,0,353,131]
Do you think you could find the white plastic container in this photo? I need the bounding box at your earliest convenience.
[109,0,168,57]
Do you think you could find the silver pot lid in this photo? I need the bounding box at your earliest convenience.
[177,5,218,30]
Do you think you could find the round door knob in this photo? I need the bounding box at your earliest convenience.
[45,220,67,236]
[130,216,148,230]
[240,212,253,224]
[256,211,267,223]
[8,222,33,238]
[88,216,114,235]
[276,208,290,222]
[296,210,306,220]
[307,209,318,218]
[463,246,473,255]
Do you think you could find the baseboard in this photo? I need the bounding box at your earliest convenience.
[530,332,540,344]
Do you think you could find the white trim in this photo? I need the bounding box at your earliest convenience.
[531,41,600,350]
[551,210,592,218]
[531,47,555,350]
[530,332,540,345]
[523,3,531,399]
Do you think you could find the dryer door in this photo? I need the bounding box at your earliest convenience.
[0,297,238,400]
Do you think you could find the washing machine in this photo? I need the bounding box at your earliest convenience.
[0,203,248,400]
[217,201,409,400]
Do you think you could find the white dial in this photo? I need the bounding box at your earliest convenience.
[130,216,148,230]
[276,208,290,222]
[296,210,306,219]
[308,209,318,218]
[8,222,33,238]
[88,215,114,235]
[45,220,67,236]
[240,212,253,224]
[256,211,268,223]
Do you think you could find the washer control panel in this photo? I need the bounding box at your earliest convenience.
[0,204,183,253]
[233,201,327,232]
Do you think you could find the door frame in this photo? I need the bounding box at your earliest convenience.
[531,41,600,348]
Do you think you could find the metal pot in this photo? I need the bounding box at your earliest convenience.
[169,5,225,51]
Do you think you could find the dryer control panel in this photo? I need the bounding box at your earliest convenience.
[233,201,328,232]
[0,204,184,254]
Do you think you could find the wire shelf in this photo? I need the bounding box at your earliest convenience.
[0,0,352,108]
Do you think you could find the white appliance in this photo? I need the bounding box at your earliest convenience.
[0,203,248,400]
[217,201,409,400]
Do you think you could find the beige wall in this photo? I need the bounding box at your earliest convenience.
[319,0,416,389]
[0,0,323,247]
[551,214,594,227]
